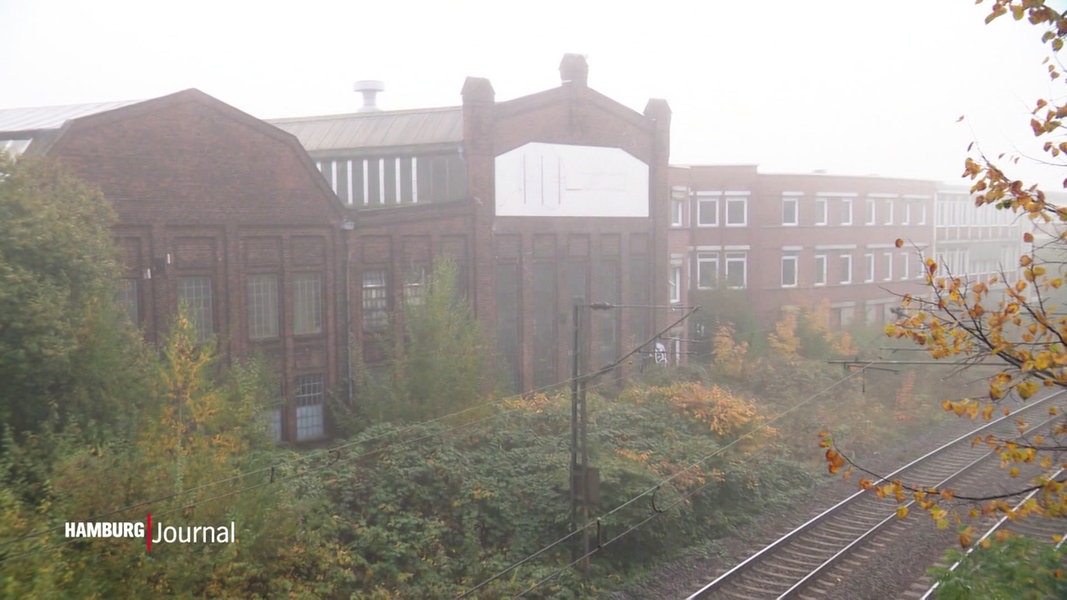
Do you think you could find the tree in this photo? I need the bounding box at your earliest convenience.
[349,258,493,425]
[827,0,1067,537]
[0,154,148,437]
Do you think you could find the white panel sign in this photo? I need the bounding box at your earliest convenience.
[494,142,649,217]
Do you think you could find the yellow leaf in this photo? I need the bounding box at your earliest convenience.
[896,506,909,519]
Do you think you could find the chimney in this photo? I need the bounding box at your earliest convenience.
[559,54,588,86]
[354,80,385,112]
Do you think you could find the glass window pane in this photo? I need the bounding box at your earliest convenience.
[293,272,323,335]
[178,276,213,342]
[247,274,279,340]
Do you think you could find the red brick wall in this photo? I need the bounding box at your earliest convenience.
[46,90,345,443]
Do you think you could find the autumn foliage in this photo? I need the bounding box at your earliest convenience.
[827,0,1067,549]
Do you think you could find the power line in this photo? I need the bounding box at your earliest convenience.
[459,359,875,597]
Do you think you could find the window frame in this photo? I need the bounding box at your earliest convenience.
[814,254,827,286]
[293,271,323,335]
[725,196,747,227]
[247,273,280,340]
[294,373,325,441]
[669,264,682,303]
[815,198,828,226]
[842,198,853,225]
[781,255,798,288]
[840,253,853,285]
[725,252,747,289]
[781,197,798,226]
[361,269,389,333]
[177,275,214,342]
[696,252,719,290]
[696,194,719,227]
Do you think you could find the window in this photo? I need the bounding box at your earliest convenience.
[362,270,389,332]
[884,200,894,225]
[901,252,910,280]
[696,252,719,289]
[840,305,855,327]
[840,254,852,284]
[268,403,283,443]
[814,254,827,286]
[178,276,213,342]
[782,197,798,226]
[247,274,279,340]
[115,279,139,324]
[883,253,893,281]
[294,374,325,441]
[293,272,322,335]
[697,194,718,226]
[781,256,798,287]
[725,252,747,288]
[726,197,747,226]
[403,265,427,307]
[671,187,687,227]
[815,198,828,225]
[902,202,911,225]
[865,199,876,225]
[864,253,875,282]
[918,203,927,225]
[842,198,853,225]
[669,264,682,303]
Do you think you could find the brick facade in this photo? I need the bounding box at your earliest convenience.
[31,89,346,443]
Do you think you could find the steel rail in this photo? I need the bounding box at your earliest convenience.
[685,389,1065,599]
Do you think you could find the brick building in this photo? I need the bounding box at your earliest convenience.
[666,165,1026,361]
[273,55,672,392]
[3,58,1027,440]
[0,89,347,443]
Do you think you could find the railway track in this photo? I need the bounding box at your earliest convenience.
[685,391,1066,599]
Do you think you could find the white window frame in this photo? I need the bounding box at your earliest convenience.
[670,187,687,227]
[725,196,747,227]
[865,199,876,225]
[842,198,853,225]
[840,254,853,285]
[815,198,828,226]
[900,252,910,280]
[883,253,893,281]
[669,264,682,303]
[725,252,747,289]
[884,200,894,225]
[864,253,875,282]
[781,255,798,288]
[697,194,719,227]
[782,197,798,226]
[814,254,827,286]
[696,252,719,290]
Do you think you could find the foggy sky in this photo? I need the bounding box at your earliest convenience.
[0,0,1061,186]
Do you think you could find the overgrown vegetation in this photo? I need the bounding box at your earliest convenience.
[0,156,954,597]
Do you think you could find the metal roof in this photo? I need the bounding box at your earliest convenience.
[270,106,463,153]
[0,100,140,134]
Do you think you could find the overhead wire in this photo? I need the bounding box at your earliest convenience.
[459,358,877,597]
[0,303,694,565]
